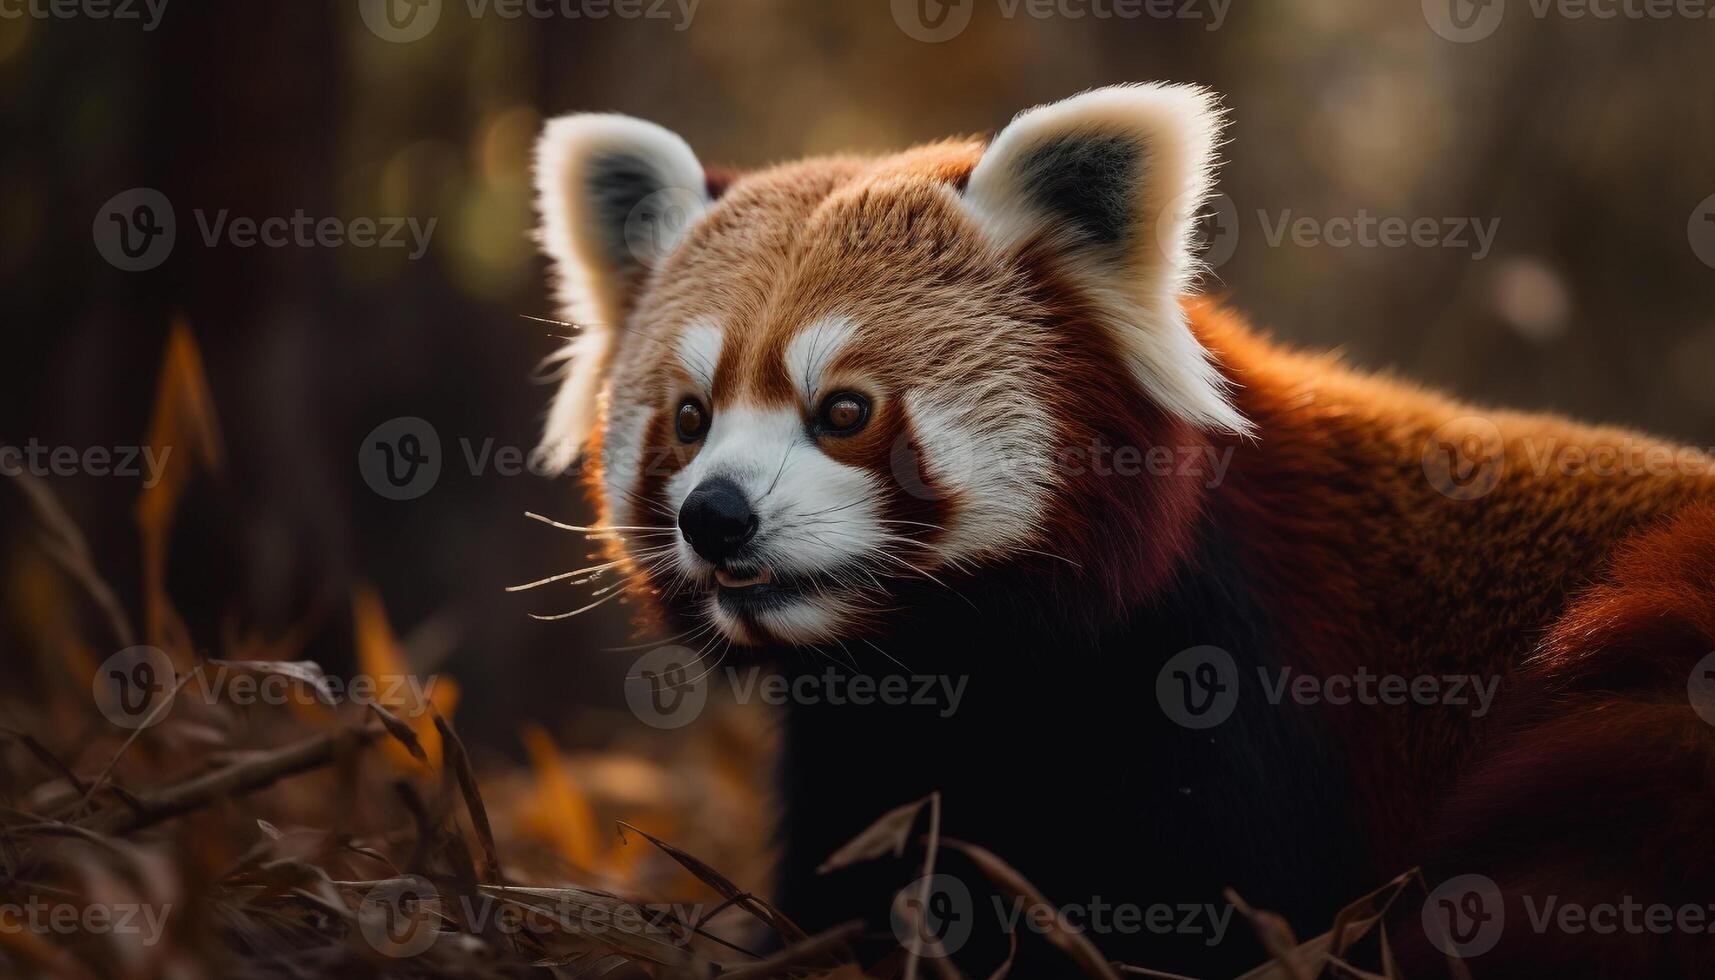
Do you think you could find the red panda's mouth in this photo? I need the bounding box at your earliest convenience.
[714,567,772,589]
[712,564,816,613]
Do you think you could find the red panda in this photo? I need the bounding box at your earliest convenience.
[529,85,1715,977]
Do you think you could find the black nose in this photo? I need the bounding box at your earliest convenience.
[678,477,758,563]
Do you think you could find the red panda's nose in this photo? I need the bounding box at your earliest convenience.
[678,477,758,564]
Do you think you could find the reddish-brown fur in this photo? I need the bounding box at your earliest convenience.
[1389,504,1715,973]
[573,136,1715,974]
[1186,301,1715,866]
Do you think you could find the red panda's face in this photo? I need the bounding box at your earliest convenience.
[531,86,1249,647]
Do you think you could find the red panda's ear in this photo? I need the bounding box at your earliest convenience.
[532,114,711,472]
[963,84,1251,437]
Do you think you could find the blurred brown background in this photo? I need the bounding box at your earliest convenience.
[3,0,1714,752]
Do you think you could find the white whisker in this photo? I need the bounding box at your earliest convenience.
[528,589,627,620]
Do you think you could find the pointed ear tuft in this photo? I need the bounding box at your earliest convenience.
[532,114,710,470]
[963,84,1250,436]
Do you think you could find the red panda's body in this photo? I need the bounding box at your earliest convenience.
[528,86,1715,976]
[1197,301,1715,865]
[774,300,1715,976]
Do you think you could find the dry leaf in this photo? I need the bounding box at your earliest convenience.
[936,837,1120,980]
[618,822,808,944]
[818,794,934,874]
[137,318,223,660]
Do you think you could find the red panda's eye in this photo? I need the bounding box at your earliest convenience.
[818,393,870,436]
[675,398,709,442]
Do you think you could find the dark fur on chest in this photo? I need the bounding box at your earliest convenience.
[767,524,1376,976]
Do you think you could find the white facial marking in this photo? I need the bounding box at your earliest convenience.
[903,387,1056,561]
[675,320,724,394]
[751,596,849,646]
[708,599,756,646]
[784,315,860,404]
[599,389,652,530]
[669,402,885,644]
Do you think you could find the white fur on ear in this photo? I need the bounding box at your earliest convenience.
[533,114,710,471]
[963,83,1251,436]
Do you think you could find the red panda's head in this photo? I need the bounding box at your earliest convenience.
[532,84,1249,648]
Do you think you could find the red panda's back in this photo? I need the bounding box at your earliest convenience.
[1191,299,1715,860]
